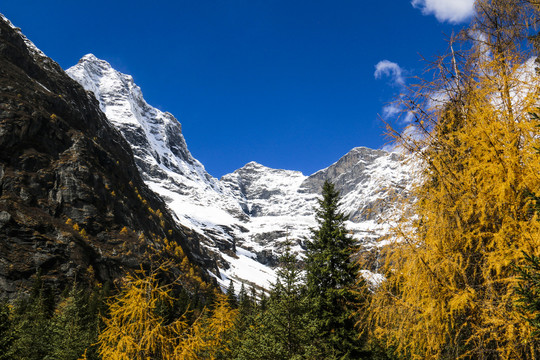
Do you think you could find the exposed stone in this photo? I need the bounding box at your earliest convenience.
[301,147,388,194]
[0,15,216,298]
[256,250,278,267]
[0,211,11,228]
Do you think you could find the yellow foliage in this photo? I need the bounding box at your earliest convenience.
[174,245,184,258]
[98,269,189,360]
[98,269,236,360]
[174,293,237,359]
[370,2,540,358]
[137,233,214,298]
[77,349,87,360]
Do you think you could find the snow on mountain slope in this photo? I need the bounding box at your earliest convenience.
[221,162,318,262]
[0,14,55,71]
[67,55,276,289]
[222,148,416,267]
[301,147,416,246]
[66,55,246,242]
[67,55,415,290]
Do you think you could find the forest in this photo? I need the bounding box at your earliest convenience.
[3,0,540,359]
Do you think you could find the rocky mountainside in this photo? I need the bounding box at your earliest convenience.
[67,55,416,290]
[0,15,214,298]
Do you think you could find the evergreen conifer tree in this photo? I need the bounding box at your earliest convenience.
[249,286,258,307]
[238,282,255,319]
[304,180,365,358]
[226,280,238,308]
[0,300,13,360]
[515,252,540,335]
[233,241,312,360]
[9,275,55,360]
[259,290,268,312]
[238,283,248,306]
[49,283,103,360]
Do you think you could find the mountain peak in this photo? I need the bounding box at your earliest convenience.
[243,161,266,169]
[67,54,248,246]
[78,53,113,70]
[72,54,134,89]
[80,53,99,62]
[238,161,304,175]
[67,54,413,291]
[67,53,199,164]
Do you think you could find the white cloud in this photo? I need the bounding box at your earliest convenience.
[374,60,405,87]
[382,102,402,118]
[411,0,475,24]
[380,98,416,124]
[374,61,410,123]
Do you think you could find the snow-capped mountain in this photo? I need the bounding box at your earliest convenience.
[67,55,247,241]
[67,55,415,290]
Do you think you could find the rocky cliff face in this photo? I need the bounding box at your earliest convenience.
[221,149,415,270]
[67,55,249,254]
[66,53,416,290]
[302,147,412,222]
[0,15,214,298]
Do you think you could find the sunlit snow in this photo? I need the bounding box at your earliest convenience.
[67,55,416,290]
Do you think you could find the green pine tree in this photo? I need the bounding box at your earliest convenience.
[259,290,268,312]
[226,280,238,309]
[515,252,540,335]
[49,283,103,360]
[0,300,13,360]
[238,282,256,319]
[9,275,55,360]
[305,180,367,359]
[249,286,258,307]
[271,241,310,358]
[233,241,312,360]
[228,281,259,358]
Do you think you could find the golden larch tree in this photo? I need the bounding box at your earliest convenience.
[97,265,237,360]
[97,267,189,360]
[370,1,540,358]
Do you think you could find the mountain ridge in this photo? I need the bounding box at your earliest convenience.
[67,54,415,290]
[0,16,215,298]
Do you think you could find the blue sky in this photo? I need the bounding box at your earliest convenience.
[2,0,474,178]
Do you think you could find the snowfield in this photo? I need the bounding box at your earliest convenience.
[67,55,415,289]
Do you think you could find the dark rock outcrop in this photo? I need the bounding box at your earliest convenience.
[301,147,390,194]
[0,16,214,298]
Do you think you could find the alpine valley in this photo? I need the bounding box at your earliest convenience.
[66,55,416,291]
[0,13,415,296]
